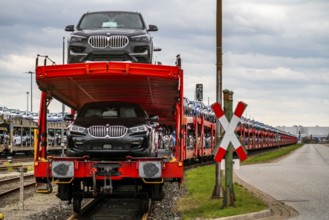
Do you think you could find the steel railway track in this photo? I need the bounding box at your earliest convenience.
[0,174,35,198]
[67,197,151,220]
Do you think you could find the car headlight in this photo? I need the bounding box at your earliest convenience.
[69,35,87,43]
[131,34,150,42]
[130,125,147,133]
[68,124,86,134]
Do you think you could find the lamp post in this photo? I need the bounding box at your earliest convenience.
[26,91,29,112]
[23,71,34,112]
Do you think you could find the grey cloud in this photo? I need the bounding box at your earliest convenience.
[0,0,328,126]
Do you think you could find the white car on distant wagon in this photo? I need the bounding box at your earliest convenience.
[0,106,11,120]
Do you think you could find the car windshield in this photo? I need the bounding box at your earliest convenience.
[78,12,144,30]
[79,103,144,118]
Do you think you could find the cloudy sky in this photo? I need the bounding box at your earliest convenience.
[0,0,328,127]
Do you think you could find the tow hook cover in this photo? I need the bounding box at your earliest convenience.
[139,161,162,178]
[52,161,74,178]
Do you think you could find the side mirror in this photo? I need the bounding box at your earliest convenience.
[64,114,73,121]
[154,47,162,52]
[65,25,74,32]
[149,115,159,123]
[148,24,158,32]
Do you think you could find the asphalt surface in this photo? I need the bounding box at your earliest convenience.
[235,144,329,220]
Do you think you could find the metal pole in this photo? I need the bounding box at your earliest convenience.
[26,91,29,112]
[212,0,223,199]
[63,37,65,64]
[30,72,33,112]
[23,71,34,112]
[61,37,66,156]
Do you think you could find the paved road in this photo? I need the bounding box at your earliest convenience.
[235,144,329,220]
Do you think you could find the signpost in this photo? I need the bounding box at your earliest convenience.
[211,90,248,206]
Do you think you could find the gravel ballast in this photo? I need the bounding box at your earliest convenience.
[0,181,183,220]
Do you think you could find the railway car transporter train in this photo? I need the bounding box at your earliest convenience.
[33,58,297,213]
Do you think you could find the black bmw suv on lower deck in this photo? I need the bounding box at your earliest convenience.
[66,101,157,158]
[65,11,158,64]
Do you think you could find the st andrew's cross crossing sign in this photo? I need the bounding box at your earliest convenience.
[211,101,248,162]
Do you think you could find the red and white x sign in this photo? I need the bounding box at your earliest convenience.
[211,101,248,162]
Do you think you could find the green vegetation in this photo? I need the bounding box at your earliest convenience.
[2,161,34,172]
[2,161,14,172]
[177,144,303,219]
[176,165,267,219]
[242,144,303,165]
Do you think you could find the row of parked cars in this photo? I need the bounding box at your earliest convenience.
[0,106,67,122]
[0,106,36,121]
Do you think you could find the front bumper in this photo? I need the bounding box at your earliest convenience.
[68,43,151,63]
[67,135,151,158]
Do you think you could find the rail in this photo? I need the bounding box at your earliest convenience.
[0,174,35,198]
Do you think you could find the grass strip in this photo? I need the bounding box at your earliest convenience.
[242,144,303,165]
[176,165,267,219]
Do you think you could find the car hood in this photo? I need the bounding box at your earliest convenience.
[73,29,147,37]
[73,117,148,128]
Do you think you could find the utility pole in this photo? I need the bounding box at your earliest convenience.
[61,37,66,156]
[212,0,223,199]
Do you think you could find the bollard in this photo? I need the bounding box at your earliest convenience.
[17,167,28,210]
[7,156,13,163]
[60,142,66,157]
